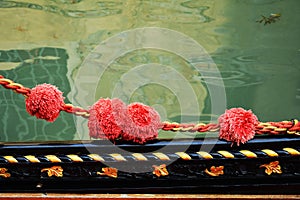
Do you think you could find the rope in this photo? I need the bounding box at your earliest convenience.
[162,120,300,136]
[62,103,90,118]
[0,75,31,97]
[161,122,219,132]
[0,74,299,136]
[256,119,300,135]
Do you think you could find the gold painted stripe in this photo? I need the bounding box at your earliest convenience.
[132,153,148,161]
[67,154,83,162]
[261,149,278,157]
[3,156,18,163]
[109,153,127,162]
[153,152,170,161]
[45,155,62,163]
[24,155,40,163]
[196,151,213,159]
[88,154,104,162]
[175,152,191,160]
[217,151,234,159]
[239,150,257,158]
[283,148,300,156]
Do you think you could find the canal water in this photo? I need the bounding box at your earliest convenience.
[0,0,299,142]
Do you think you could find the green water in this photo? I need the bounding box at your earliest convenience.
[0,0,299,142]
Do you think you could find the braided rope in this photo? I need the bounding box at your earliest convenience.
[62,103,90,118]
[0,75,31,97]
[0,75,299,137]
[256,119,300,135]
[161,122,220,132]
[161,120,300,136]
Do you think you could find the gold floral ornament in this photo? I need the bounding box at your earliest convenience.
[152,164,169,177]
[0,168,11,178]
[97,167,118,178]
[41,166,63,177]
[205,166,224,177]
[260,161,282,175]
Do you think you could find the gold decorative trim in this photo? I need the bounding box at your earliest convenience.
[132,153,148,161]
[261,149,279,157]
[260,161,282,175]
[88,154,105,162]
[197,151,213,159]
[3,156,18,163]
[45,155,62,163]
[175,152,192,160]
[0,147,298,164]
[24,155,40,163]
[205,166,224,176]
[153,153,170,161]
[283,148,300,156]
[66,154,83,162]
[239,150,257,158]
[0,168,11,178]
[97,167,118,178]
[41,166,63,177]
[152,164,169,177]
[217,151,234,159]
[109,153,127,162]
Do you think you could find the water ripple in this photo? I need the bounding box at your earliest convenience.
[0,0,122,18]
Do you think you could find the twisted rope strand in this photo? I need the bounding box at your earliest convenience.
[256,120,300,135]
[162,119,300,135]
[161,122,220,132]
[62,104,90,118]
[0,75,31,97]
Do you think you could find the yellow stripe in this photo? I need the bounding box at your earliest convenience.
[88,154,104,162]
[153,153,170,161]
[45,155,62,163]
[196,151,213,159]
[3,156,18,163]
[67,154,83,162]
[217,151,234,158]
[283,148,300,156]
[262,149,278,157]
[132,153,148,161]
[239,150,257,158]
[109,154,126,162]
[175,152,191,160]
[24,155,40,163]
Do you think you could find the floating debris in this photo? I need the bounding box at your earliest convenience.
[256,13,281,25]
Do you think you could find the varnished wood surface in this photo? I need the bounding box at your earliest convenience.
[0,193,299,200]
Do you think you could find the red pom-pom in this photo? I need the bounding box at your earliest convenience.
[26,83,64,122]
[218,108,259,145]
[88,99,161,144]
[121,102,161,144]
[88,98,127,141]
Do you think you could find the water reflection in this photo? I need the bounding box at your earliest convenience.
[0,48,75,142]
[0,0,299,142]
